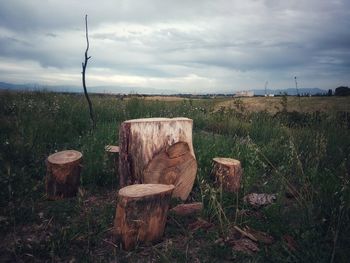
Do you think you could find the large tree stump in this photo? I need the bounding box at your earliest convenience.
[212,158,242,192]
[46,150,82,200]
[114,184,175,250]
[119,117,197,200]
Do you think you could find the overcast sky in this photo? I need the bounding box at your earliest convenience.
[0,0,349,93]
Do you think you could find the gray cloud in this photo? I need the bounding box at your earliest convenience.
[0,0,349,92]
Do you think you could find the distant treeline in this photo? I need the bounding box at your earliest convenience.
[2,85,349,98]
[334,86,350,96]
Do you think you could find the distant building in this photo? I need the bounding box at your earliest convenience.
[235,91,254,97]
[264,94,274,97]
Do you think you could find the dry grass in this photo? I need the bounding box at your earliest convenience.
[142,96,190,102]
[215,96,350,113]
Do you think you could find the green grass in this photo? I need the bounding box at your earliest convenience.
[0,91,349,262]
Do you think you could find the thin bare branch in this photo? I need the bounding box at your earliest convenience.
[82,14,95,129]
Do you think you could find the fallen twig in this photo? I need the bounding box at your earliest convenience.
[101,238,118,249]
[234,226,258,242]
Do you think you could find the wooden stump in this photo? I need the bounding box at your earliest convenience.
[105,145,119,177]
[170,202,203,216]
[46,150,82,200]
[212,158,242,192]
[143,141,197,200]
[114,184,175,250]
[119,117,197,200]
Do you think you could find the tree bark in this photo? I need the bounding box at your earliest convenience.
[114,184,174,250]
[119,117,197,200]
[46,150,82,200]
[212,157,242,192]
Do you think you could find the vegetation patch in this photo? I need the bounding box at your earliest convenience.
[1,91,349,262]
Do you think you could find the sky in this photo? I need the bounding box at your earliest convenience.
[0,0,349,93]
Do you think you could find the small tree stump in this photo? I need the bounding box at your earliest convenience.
[105,145,119,176]
[114,184,175,250]
[212,158,242,192]
[46,150,82,200]
[119,117,197,200]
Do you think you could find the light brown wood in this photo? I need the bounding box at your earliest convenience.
[114,184,175,250]
[105,145,119,153]
[119,117,196,200]
[46,150,82,200]
[212,157,242,192]
[170,202,203,216]
[143,142,197,200]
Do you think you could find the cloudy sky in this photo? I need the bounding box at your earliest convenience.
[0,0,349,93]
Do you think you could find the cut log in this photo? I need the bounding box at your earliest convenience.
[212,158,242,192]
[114,184,175,250]
[170,202,203,216]
[143,142,197,200]
[105,145,119,176]
[119,117,197,200]
[46,150,82,200]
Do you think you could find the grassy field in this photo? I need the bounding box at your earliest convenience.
[0,91,349,262]
[216,96,350,113]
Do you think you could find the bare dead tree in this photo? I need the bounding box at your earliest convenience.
[82,14,95,129]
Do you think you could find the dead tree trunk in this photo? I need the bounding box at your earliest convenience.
[46,150,82,199]
[114,184,174,250]
[212,157,242,192]
[118,117,197,200]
